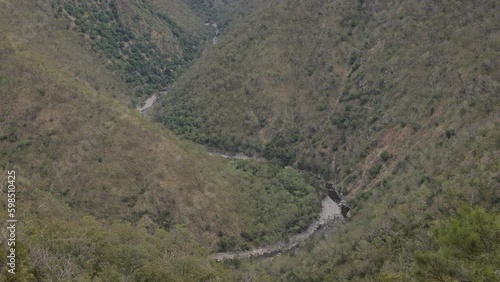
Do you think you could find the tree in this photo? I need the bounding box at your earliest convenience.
[413,206,500,281]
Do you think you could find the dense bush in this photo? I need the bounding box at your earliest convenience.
[53,0,202,103]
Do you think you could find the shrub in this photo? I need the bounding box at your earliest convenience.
[380,151,392,162]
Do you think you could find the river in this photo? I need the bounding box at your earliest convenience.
[136,91,168,115]
[136,100,350,261]
[208,152,350,261]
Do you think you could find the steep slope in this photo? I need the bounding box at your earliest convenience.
[1,0,498,280]
[49,0,209,106]
[185,0,270,30]
[155,0,499,191]
[155,0,353,169]
[0,0,322,280]
[153,0,500,280]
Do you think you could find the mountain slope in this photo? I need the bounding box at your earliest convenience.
[48,0,210,106]
[0,0,322,280]
[185,0,270,30]
[153,0,500,280]
[0,0,498,280]
[154,0,499,192]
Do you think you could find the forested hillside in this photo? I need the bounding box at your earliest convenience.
[155,0,499,185]
[0,0,321,280]
[185,0,269,30]
[0,0,498,281]
[49,0,208,106]
[153,0,500,280]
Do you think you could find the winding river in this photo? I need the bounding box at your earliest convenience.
[208,152,350,261]
[136,103,350,261]
[212,195,345,261]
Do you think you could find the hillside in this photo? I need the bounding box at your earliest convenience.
[0,0,322,280]
[0,0,499,281]
[154,0,500,192]
[185,0,270,30]
[48,0,209,106]
[153,0,500,280]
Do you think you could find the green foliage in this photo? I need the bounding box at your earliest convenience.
[0,5,321,278]
[413,206,500,281]
[368,163,382,178]
[217,236,238,252]
[2,0,499,281]
[53,0,204,103]
[185,0,269,29]
[154,0,500,189]
[174,1,499,279]
[230,160,321,246]
[380,151,392,162]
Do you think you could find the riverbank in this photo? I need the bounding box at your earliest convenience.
[213,196,344,261]
[208,152,351,261]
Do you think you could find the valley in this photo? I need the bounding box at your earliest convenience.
[0,0,498,281]
[208,151,349,261]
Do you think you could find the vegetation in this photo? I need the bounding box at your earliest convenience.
[229,160,321,247]
[0,1,320,279]
[413,206,499,281]
[154,0,500,186]
[51,0,207,105]
[185,0,269,30]
[153,0,500,280]
[0,0,499,281]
